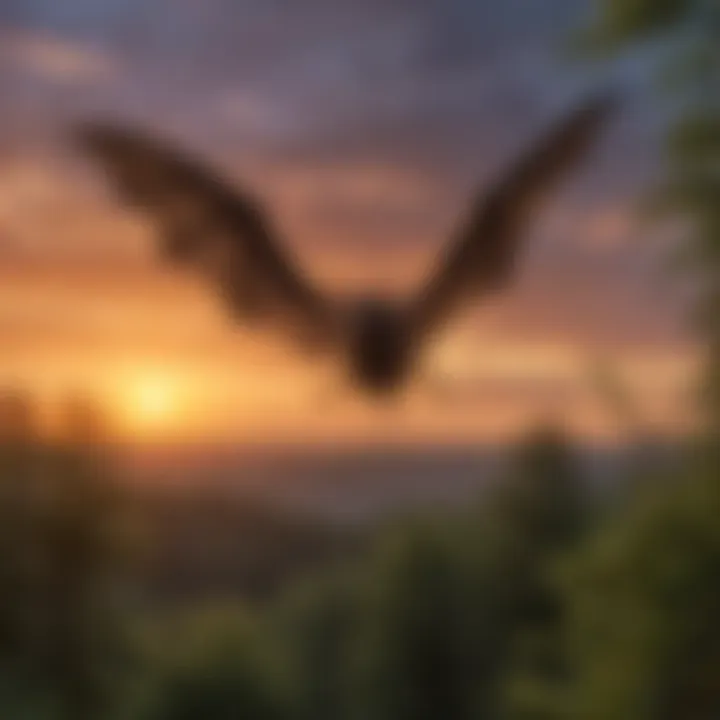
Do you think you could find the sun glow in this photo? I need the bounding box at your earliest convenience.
[115,373,186,437]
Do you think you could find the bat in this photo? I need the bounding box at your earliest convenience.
[75,93,617,399]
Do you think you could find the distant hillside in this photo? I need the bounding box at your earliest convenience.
[120,440,676,523]
[130,484,357,604]
[119,440,681,604]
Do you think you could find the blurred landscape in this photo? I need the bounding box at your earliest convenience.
[1,387,713,720]
[1,0,719,718]
[123,439,676,522]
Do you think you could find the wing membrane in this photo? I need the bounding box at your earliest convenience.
[77,123,333,348]
[412,94,617,340]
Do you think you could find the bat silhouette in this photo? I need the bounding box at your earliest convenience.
[76,94,616,398]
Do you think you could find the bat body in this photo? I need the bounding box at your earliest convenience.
[344,298,414,396]
[76,94,617,398]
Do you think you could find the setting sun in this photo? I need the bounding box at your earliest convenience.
[115,374,186,437]
[134,379,176,421]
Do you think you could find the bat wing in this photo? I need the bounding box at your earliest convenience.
[77,123,335,350]
[410,93,617,343]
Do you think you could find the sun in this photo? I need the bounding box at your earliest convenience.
[117,375,184,436]
[134,380,175,422]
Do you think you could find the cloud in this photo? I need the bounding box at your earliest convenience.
[0,29,118,85]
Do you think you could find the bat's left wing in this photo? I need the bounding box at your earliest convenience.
[76,123,336,350]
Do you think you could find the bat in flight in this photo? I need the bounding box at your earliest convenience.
[76,94,616,399]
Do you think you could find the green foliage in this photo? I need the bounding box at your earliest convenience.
[481,428,588,720]
[141,606,291,720]
[667,112,720,165]
[336,426,588,720]
[353,520,479,720]
[581,0,720,438]
[272,572,359,720]
[207,424,589,720]
[493,426,586,551]
[560,467,720,719]
[0,391,137,719]
[577,0,692,53]
[2,392,715,720]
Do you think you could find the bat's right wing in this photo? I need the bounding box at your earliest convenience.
[77,123,336,350]
[411,94,617,343]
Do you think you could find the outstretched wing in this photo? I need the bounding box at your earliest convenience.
[411,94,617,341]
[77,123,334,349]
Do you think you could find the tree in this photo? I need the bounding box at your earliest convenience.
[0,392,136,719]
[549,5,720,717]
[141,606,290,720]
[272,572,359,720]
[491,425,587,554]
[352,519,478,720]
[478,425,588,720]
[581,0,720,442]
[38,396,135,720]
[559,463,720,719]
[0,389,47,712]
[347,426,588,720]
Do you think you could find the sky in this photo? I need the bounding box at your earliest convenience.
[0,0,698,444]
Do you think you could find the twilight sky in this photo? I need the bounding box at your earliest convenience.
[0,0,697,443]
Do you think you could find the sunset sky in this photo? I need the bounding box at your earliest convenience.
[0,0,698,444]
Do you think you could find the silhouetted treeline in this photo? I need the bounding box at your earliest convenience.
[0,390,134,719]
